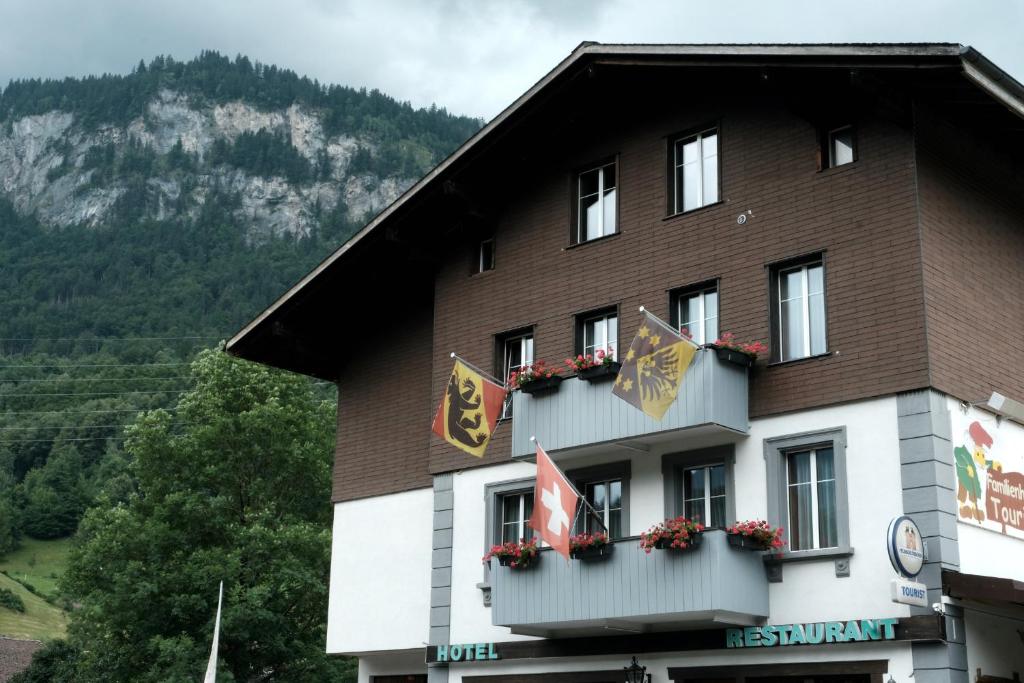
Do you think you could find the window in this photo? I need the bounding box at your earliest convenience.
[826,125,856,168]
[772,258,826,362]
[497,330,533,418]
[477,238,495,273]
[673,128,719,213]
[786,447,838,551]
[682,464,727,528]
[662,446,735,526]
[498,490,534,544]
[568,462,630,539]
[577,309,618,360]
[577,161,617,243]
[671,284,718,344]
[764,427,850,559]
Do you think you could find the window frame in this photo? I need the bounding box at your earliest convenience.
[566,460,631,539]
[495,327,535,420]
[668,280,720,345]
[667,124,722,216]
[484,477,537,551]
[476,237,495,273]
[822,124,857,169]
[767,252,828,364]
[764,426,851,559]
[662,445,736,528]
[571,157,619,245]
[574,305,620,361]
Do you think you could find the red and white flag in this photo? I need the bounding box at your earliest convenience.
[528,441,579,560]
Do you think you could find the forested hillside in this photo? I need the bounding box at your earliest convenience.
[0,53,479,573]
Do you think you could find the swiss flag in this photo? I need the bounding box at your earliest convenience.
[528,442,579,560]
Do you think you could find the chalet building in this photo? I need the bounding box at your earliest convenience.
[227,44,1024,683]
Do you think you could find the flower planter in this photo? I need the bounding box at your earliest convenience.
[726,533,771,552]
[653,532,703,552]
[519,375,565,396]
[497,554,539,569]
[576,362,621,383]
[570,544,614,562]
[710,345,755,368]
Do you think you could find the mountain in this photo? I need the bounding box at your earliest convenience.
[0,53,481,584]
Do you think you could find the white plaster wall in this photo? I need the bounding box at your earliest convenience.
[947,398,1024,581]
[964,606,1024,681]
[449,395,910,642]
[449,642,915,683]
[327,488,434,654]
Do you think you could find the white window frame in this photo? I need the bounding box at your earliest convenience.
[500,333,533,419]
[777,262,825,361]
[499,490,534,544]
[682,464,727,528]
[673,128,719,213]
[676,286,718,345]
[785,447,838,551]
[827,125,855,168]
[477,238,494,273]
[581,312,618,360]
[582,478,621,535]
[577,161,617,243]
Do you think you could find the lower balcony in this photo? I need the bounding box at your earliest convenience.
[489,530,769,637]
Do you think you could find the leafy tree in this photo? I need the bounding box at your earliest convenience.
[9,640,81,683]
[40,349,347,682]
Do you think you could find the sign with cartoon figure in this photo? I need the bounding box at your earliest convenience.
[953,408,1024,538]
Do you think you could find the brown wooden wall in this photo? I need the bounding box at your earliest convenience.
[915,104,1024,406]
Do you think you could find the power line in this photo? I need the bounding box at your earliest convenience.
[1,376,190,383]
[1,390,190,399]
[0,362,191,369]
[0,336,220,342]
[0,423,186,431]
[1,408,179,416]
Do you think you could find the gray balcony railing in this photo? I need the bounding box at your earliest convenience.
[510,347,748,458]
[490,530,769,636]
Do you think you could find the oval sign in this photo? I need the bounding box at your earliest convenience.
[887,515,925,578]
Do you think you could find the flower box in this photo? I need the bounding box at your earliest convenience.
[726,533,772,551]
[497,554,540,568]
[653,532,703,552]
[577,362,621,383]
[570,544,614,562]
[519,375,564,395]
[710,345,755,368]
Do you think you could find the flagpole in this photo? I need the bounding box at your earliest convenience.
[638,306,699,348]
[203,581,223,683]
[449,352,508,388]
[530,437,607,533]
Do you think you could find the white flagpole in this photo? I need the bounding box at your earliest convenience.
[203,581,224,683]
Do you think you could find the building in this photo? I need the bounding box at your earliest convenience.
[227,43,1024,683]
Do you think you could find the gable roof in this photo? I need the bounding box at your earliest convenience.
[226,43,1024,377]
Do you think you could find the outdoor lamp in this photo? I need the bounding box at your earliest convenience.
[624,656,651,683]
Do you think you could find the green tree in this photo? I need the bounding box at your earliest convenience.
[38,349,345,682]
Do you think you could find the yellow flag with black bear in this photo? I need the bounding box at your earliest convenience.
[612,309,698,420]
[432,360,507,458]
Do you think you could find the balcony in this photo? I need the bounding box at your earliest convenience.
[490,530,769,637]
[510,347,748,459]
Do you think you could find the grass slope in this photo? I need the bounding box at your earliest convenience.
[0,573,67,641]
[0,538,72,600]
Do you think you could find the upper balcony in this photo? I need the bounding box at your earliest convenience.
[509,347,748,458]
[490,530,769,637]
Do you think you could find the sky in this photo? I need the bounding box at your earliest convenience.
[0,0,1021,121]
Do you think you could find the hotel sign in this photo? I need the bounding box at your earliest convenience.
[725,618,898,648]
[435,642,500,662]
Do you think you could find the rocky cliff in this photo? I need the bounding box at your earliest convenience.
[0,88,415,239]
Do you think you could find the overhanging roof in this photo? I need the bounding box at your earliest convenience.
[943,568,1024,608]
[226,43,1024,378]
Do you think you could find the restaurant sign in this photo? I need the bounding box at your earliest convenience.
[725,618,898,648]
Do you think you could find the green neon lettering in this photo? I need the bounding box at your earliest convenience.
[860,619,881,640]
[789,624,806,645]
[450,645,463,661]
[806,623,824,644]
[725,629,743,648]
[437,645,448,662]
[744,627,761,647]
[879,618,898,640]
[825,622,843,643]
[843,620,862,642]
[777,624,792,645]
[488,643,499,659]
[760,626,779,647]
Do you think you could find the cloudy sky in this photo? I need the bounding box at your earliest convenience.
[1,0,1021,120]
